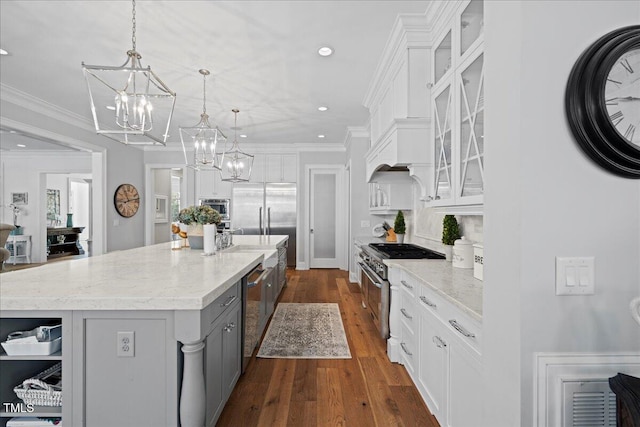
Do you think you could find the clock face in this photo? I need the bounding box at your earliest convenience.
[114,184,140,218]
[565,25,640,178]
[605,48,640,146]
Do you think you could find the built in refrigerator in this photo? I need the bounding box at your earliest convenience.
[232,183,296,267]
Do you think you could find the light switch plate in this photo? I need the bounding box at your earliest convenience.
[556,257,595,295]
[361,220,370,228]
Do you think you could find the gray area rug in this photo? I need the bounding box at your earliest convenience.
[257,303,352,359]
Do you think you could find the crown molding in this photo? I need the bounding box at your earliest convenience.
[0,83,95,134]
[143,141,346,154]
[363,12,431,108]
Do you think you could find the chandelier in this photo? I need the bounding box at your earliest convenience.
[216,109,254,182]
[180,69,226,170]
[81,0,176,146]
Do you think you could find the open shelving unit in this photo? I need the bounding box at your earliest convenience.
[0,316,65,427]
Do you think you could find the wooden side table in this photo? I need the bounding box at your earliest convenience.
[6,234,32,264]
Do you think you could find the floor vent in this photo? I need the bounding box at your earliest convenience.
[563,380,616,427]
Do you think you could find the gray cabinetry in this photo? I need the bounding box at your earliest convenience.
[205,299,241,426]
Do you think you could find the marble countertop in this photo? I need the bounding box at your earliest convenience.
[384,259,483,322]
[0,236,288,311]
[231,235,288,248]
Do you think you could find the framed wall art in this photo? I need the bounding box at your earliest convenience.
[11,192,28,205]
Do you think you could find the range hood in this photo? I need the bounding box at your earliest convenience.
[365,118,432,199]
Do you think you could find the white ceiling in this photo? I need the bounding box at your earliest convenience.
[0,1,429,151]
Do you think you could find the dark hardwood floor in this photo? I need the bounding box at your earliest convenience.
[217,268,439,427]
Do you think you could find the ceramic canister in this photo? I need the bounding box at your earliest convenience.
[473,243,484,280]
[452,237,474,269]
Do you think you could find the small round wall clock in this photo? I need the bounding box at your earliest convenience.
[565,25,640,178]
[114,183,140,218]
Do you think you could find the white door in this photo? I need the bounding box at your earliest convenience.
[309,167,341,268]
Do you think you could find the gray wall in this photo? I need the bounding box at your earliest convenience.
[483,1,640,425]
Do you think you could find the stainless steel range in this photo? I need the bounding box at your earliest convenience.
[359,243,445,338]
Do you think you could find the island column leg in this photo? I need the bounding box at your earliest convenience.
[180,340,206,427]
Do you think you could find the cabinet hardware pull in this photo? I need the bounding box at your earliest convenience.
[449,319,475,338]
[220,295,237,307]
[400,342,413,356]
[400,308,413,320]
[432,336,447,348]
[419,296,436,308]
[401,280,413,290]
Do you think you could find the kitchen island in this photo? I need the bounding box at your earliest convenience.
[0,236,288,427]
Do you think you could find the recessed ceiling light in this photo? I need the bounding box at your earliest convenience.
[318,46,333,57]
[0,49,8,56]
[318,134,325,138]
[106,105,116,111]
[17,144,26,148]
[318,106,328,112]
[240,134,247,138]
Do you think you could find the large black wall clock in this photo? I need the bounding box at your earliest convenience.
[565,25,640,178]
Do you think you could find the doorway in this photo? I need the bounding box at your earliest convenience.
[307,165,344,269]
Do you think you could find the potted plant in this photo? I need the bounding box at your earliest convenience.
[394,210,406,243]
[178,205,221,249]
[441,214,460,261]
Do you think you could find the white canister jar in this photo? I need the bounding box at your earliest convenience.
[473,243,484,281]
[452,237,474,269]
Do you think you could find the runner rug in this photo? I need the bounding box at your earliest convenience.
[257,303,352,359]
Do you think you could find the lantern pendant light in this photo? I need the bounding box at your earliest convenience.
[81,0,176,146]
[180,69,226,170]
[216,109,254,182]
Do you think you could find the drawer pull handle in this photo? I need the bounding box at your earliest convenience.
[449,319,476,338]
[432,336,447,348]
[400,342,413,356]
[401,280,413,290]
[224,322,236,332]
[220,295,237,307]
[419,296,436,308]
[400,308,413,320]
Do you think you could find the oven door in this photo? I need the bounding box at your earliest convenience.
[359,262,390,339]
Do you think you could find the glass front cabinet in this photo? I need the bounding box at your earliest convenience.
[429,0,484,207]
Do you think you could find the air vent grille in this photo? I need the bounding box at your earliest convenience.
[563,380,616,427]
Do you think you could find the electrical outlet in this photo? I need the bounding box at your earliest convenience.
[361,220,370,228]
[117,331,135,357]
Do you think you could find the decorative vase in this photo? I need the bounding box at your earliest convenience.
[66,213,73,227]
[187,223,204,250]
[442,245,453,261]
[396,234,405,244]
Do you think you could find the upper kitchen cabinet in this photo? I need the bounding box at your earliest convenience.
[429,0,484,209]
[265,154,297,183]
[196,169,233,200]
[363,14,432,198]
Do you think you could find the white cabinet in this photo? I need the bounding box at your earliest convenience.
[362,15,431,190]
[265,154,297,183]
[418,304,448,423]
[389,268,483,427]
[196,169,233,199]
[249,154,265,183]
[429,0,484,207]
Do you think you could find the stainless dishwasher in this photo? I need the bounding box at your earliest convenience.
[242,260,275,372]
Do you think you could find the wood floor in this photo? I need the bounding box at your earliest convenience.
[217,268,439,427]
